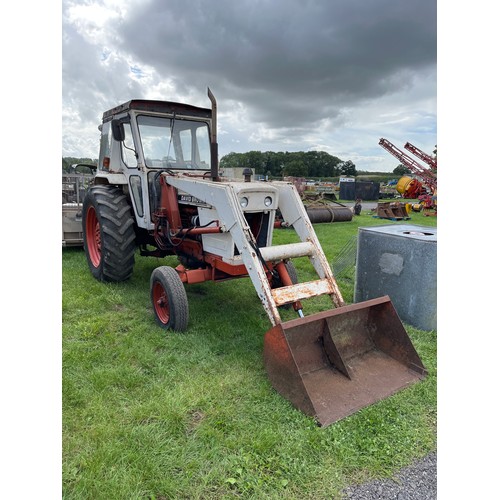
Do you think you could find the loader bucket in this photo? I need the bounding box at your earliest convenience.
[263,296,427,427]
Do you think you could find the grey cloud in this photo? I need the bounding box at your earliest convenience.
[117,0,435,127]
[62,0,436,170]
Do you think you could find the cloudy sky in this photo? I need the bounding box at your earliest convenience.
[62,0,437,172]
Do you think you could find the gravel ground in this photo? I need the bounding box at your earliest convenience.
[342,453,437,500]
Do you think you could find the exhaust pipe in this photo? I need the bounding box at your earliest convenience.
[207,87,220,182]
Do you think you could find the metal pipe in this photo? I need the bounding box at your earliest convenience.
[175,226,222,236]
[207,87,220,182]
[259,241,315,262]
[305,206,353,223]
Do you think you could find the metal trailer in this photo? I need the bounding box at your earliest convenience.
[62,167,95,246]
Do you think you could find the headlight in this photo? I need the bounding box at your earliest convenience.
[264,196,273,207]
[240,196,249,208]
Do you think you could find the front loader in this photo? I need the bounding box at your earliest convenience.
[82,89,426,426]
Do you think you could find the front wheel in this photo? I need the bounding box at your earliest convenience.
[271,260,299,287]
[150,266,189,331]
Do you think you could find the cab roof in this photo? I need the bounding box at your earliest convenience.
[102,99,212,121]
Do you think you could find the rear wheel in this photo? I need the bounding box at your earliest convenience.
[150,266,189,331]
[82,185,136,282]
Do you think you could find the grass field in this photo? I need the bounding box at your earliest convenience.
[62,207,437,499]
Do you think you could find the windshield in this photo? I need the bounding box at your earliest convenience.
[137,114,211,170]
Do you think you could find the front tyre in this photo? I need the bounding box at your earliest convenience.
[150,266,189,331]
[82,185,136,282]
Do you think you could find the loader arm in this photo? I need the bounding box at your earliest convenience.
[164,174,282,324]
[165,175,345,326]
[274,182,345,308]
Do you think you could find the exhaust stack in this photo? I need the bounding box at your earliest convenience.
[207,87,220,182]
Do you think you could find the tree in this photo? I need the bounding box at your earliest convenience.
[393,164,411,176]
[246,151,265,174]
[219,152,244,170]
[339,160,357,177]
[305,150,341,178]
[283,159,307,177]
[219,150,345,179]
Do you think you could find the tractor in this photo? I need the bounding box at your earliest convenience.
[82,89,426,426]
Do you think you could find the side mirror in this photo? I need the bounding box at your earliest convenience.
[74,163,96,174]
[111,119,126,141]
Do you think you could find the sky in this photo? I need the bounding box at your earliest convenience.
[62,0,437,172]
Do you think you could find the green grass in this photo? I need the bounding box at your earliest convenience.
[62,209,437,499]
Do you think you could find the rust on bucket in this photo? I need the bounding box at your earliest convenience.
[263,296,427,427]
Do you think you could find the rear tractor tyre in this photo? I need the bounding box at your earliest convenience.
[82,185,136,282]
[150,266,189,331]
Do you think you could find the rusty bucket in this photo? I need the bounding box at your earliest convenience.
[263,296,427,427]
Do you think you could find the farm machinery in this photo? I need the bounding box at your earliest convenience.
[81,89,426,426]
[62,164,95,246]
[379,138,437,214]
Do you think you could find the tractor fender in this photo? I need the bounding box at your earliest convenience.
[93,173,128,185]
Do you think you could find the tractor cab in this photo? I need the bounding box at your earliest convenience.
[96,99,215,230]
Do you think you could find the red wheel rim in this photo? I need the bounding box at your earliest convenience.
[152,281,170,324]
[86,206,101,267]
